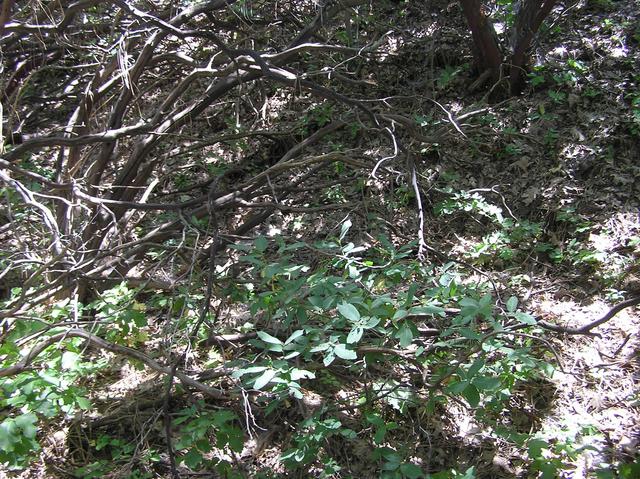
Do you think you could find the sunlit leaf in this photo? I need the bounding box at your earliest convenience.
[506,296,518,313]
[334,344,357,360]
[337,303,360,322]
[347,327,363,344]
[257,331,282,345]
[397,322,413,348]
[339,219,352,241]
[253,369,277,390]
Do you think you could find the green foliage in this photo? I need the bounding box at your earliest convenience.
[222,230,560,474]
[303,102,335,133]
[436,65,466,90]
[548,89,566,104]
[281,415,355,470]
[0,220,606,476]
[435,190,546,265]
[0,413,39,469]
[373,447,426,478]
[75,435,159,478]
[628,92,640,135]
[528,65,547,87]
[428,466,476,479]
[0,334,102,468]
[174,404,243,472]
[89,282,148,344]
[434,191,616,273]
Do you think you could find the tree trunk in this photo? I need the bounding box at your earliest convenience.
[0,0,15,37]
[509,0,558,94]
[460,0,502,84]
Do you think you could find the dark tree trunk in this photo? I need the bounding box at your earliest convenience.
[461,0,558,95]
[0,0,15,37]
[509,0,559,94]
[460,0,502,84]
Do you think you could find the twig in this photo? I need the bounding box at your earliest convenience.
[407,153,427,260]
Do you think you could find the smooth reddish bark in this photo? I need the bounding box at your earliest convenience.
[460,0,502,82]
[509,0,559,94]
[461,0,559,95]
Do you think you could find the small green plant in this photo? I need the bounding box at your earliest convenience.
[303,103,334,132]
[0,413,39,469]
[436,65,465,90]
[281,415,356,470]
[0,337,99,468]
[211,232,558,475]
[174,404,244,472]
[528,65,547,87]
[548,90,566,104]
[372,446,425,478]
[89,282,148,344]
[628,93,640,135]
[435,189,504,223]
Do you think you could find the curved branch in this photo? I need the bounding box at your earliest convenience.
[0,328,232,399]
[1,122,150,163]
[538,296,640,336]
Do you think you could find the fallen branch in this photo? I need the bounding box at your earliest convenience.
[537,296,640,336]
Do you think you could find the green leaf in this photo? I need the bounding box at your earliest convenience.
[400,463,424,479]
[466,358,485,378]
[75,396,92,410]
[472,375,502,391]
[334,344,357,360]
[15,413,38,439]
[527,438,549,457]
[338,303,360,322]
[182,448,204,468]
[459,297,478,308]
[365,317,380,328]
[447,380,468,394]
[506,296,518,313]
[290,368,315,381]
[462,384,480,408]
[479,294,493,309]
[128,309,147,327]
[459,327,481,340]
[397,322,413,348]
[460,466,477,479]
[254,236,268,253]
[392,309,408,321]
[285,329,304,344]
[253,369,277,390]
[233,366,267,378]
[310,343,331,353]
[347,327,363,344]
[404,283,419,307]
[257,331,282,345]
[339,219,352,241]
[323,353,336,366]
[0,421,15,451]
[514,311,537,325]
